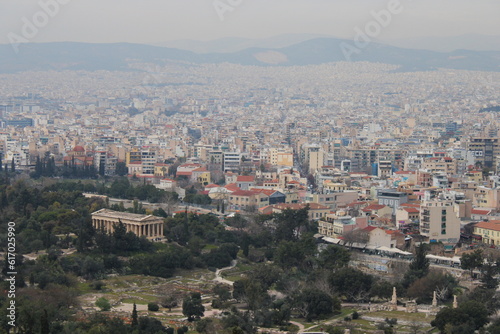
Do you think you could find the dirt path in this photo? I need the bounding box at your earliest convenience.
[213,260,237,285]
[289,320,305,333]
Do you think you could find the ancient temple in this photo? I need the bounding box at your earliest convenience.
[91,209,164,240]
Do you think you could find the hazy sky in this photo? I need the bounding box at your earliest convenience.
[1,0,499,44]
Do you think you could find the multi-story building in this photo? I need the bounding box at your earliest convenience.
[319,215,368,238]
[420,197,461,243]
[229,190,268,211]
[423,156,457,175]
[308,148,324,174]
[223,152,241,173]
[377,189,409,213]
[474,220,500,246]
[467,137,500,171]
[377,160,392,178]
[473,186,500,210]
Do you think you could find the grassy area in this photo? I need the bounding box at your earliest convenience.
[363,310,432,322]
[220,261,258,281]
[121,297,152,305]
[76,282,94,294]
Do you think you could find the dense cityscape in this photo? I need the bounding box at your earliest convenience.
[1,1,500,333]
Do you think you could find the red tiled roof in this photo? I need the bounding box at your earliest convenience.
[362,204,387,212]
[363,226,377,232]
[224,183,240,192]
[403,207,419,213]
[395,171,416,174]
[472,209,492,215]
[236,175,255,182]
[475,220,500,232]
[231,190,258,197]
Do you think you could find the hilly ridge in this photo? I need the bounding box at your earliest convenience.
[0,38,499,73]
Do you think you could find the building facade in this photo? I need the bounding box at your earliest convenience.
[92,209,164,240]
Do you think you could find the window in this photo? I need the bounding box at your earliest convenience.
[441,229,446,235]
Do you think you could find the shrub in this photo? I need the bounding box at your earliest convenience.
[91,281,105,291]
[148,302,159,312]
[95,297,111,311]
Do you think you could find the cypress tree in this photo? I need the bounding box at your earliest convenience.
[131,303,138,327]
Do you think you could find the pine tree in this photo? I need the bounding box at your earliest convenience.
[11,158,15,172]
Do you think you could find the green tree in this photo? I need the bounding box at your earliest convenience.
[461,249,484,279]
[132,302,138,327]
[182,292,205,321]
[370,280,394,300]
[40,309,50,334]
[317,245,351,269]
[403,244,429,287]
[480,261,499,290]
[431,301,488,333]
[291,287,340,321]
[329,267,373,302]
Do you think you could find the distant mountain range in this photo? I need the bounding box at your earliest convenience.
[0,37,499,73]
[157,33,500,53]
[153,33,332,53]
[384,34,500,53]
